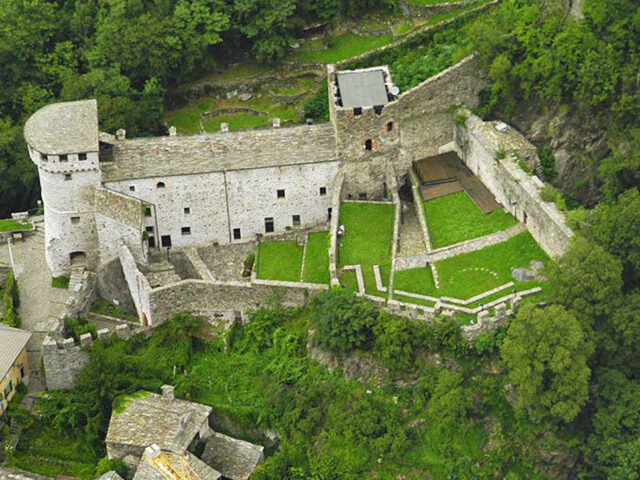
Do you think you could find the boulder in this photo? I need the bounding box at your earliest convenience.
[512,268,536,282]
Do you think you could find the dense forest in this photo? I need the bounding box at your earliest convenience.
[0,0,393,218]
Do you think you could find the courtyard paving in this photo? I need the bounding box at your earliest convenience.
[0,227,72,376]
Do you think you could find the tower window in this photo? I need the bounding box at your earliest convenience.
[386,121,394,132]
[233,228,241,240]
[184,207,190,215]
[161,235,172,247]
[359,193,367,200]
[79,153,87,161]
[364,139,373,151]
[70,216,80,224]
[60,154,68,162]
[181,227,191,236]
[354,107,362,116]
[292,215,301,226]
[146,226,154,233]
[64,174,72,181]
[277,189,285,199]
[319,187,327,196]
[129,185,136,192]
[265,217,274,233]
[144,207,152,217]
[156,182,166,189]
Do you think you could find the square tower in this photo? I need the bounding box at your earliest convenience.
[328,65,400,200]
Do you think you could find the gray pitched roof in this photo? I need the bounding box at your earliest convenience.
[337,70,389,108]
[105,392,212,452]
[201,433,264,480]
[24,100,99,155]
[100,123,338,182]
[0,326,31,378]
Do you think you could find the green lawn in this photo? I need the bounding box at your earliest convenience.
[392,232,549,302]
[295,33,394,63]
[338,202,395,295]
[303,232,330,284]
[394,266,437,296]
[339,270,359,292]
[0,218,32,232]
[7,420,97,480]
[257,241,304,282]
[423,192,517,248]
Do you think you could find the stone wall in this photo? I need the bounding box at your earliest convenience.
[96,258,137,315]
[398,0,475,18]
[386,54,488,171]
[42,326,138,390]
[456,114,573,258]
[148,279,321,326]
[42,336,90,390]
[119,244,152,326]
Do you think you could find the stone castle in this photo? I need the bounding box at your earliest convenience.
[24,56,572,327]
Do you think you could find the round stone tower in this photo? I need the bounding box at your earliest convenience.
[24,99,101,276]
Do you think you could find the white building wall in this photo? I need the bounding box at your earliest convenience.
[104,172,229,249]
[104,161,339,249]
[225,162,339,241]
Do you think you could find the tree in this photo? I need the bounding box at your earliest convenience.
[311,288,379,352]
[500,304,592,423]
[548,237,623,334]
[570,188,640,288]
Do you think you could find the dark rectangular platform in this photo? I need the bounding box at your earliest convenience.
[413,152,502,214]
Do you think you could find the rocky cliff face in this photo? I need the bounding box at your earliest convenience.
[508,102,610,207]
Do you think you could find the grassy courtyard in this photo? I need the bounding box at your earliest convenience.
[257,232,331,284]
[302,232,330,284]
[394,231,549,302]
[257,241,304,282]
[423,191,517,248]
[338,202,395,295]
[294,32,394,64]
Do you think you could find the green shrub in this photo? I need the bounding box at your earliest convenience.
[51,276,70,289]
[311,288,379,352]
[303,79,329,122]
[2,272,20,327]
[429,316,469,358]
[454,113,468,126]
[64,317,98,342]
[96,458,128,478]
[373,314,423,372]
[539,145,557,181]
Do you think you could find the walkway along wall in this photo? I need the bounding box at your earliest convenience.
[455,113,573,258]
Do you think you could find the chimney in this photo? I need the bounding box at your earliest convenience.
[272,118,281,128]
[220,123,229,133]
[116,129,126,140]
[168,126,177,137]
[161,384,175,400]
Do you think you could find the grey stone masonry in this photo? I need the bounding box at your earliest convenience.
[42,335,90,390]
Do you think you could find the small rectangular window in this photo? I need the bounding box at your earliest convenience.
[79,153,87,161]
[181,227,191,236]
[292,215,301,226]
[64,174,72,181]
[60,154,68,162]
[148,236,156,248]
[145,226,154,233]
[233,228,241,240]
[364,139,373,151]
[129,185,136,192]
[40,153,46,161]
[277,189,285,199]
[319,187,327,196]
[354,107,362,116]
[359,193,367,200]
[144,207,152,217]
[184,207,190,215]
[71,216,80,224]
[161,235,172,247]
[265,217,274,233]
